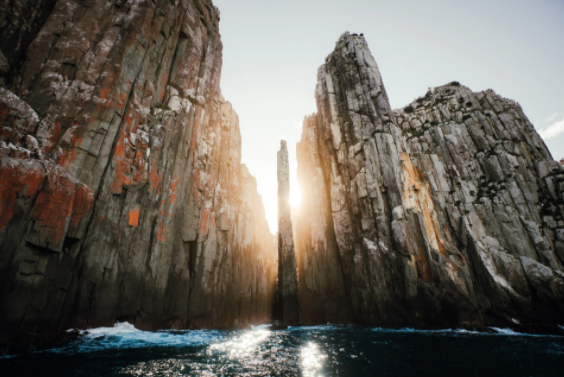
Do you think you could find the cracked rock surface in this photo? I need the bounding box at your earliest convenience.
[0,0,276,333]
[294,32,564,328]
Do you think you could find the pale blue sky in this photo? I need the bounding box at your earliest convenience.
[214,0,564,232]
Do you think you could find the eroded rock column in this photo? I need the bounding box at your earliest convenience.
[294,31,564,328]
[276,140,299,324]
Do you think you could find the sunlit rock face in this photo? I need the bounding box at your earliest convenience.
[0,0,276,333]
[294,32,564,328]
[276,140,300,324]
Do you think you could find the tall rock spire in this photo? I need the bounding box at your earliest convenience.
[276,140,300,324]
[294,31,564,329]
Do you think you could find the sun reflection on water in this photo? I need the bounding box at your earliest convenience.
[119,331,328,376]
[301,341,327,377]
[208,328,271,359]
[119,328,274,376]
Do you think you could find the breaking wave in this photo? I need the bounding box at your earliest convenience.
[53,322,223,354]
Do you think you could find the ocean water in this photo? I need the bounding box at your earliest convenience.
[2,322,564,376]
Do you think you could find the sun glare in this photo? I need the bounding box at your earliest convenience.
[301,341,327,377]
[290,187,301,208]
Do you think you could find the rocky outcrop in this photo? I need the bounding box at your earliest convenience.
[275,140,299,324]
[0,0,276,334]
[294,32,564,328]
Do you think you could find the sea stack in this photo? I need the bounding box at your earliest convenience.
[294,32,564,328]
[276,140,300,324]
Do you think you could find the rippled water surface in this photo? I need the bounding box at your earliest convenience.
[2,323,564,376]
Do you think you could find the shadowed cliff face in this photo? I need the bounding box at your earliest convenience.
[0,0,276,333]
[295,32,564,328]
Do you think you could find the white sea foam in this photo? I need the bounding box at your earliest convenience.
[489,327,521,335]
[371,327,479,335]
[289,325,339,331]
[53,322,223,354]
[291,325,479,335]
[488,327,558,337]
[369,326,560,337]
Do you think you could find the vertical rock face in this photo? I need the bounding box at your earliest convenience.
[276,140,299,324]
[0,0,276,334]
[295,117,355,324]
[295,32,564,328]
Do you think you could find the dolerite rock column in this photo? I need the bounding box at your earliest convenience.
[294,115,355,324]
[0,0,277,334]
[276,140,299,324]
[294,32,564,328]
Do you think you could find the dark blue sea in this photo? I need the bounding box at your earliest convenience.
[2,323,564,376]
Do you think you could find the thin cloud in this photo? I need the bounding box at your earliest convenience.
[295,121,302,129]
[545,112,559,123]
[539,116,564,140]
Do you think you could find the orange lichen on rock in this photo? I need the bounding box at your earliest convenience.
[68,183,94,238]
[149,160,163,193]
[0,157,91,251]
[198,207,210,241]
[129,206,140,227]
[156,219,166,242]
[99,87,111,101]
[25,165,76,252]
[110,130,132,194]
[170,175,180,204]
[0,158,47,232]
